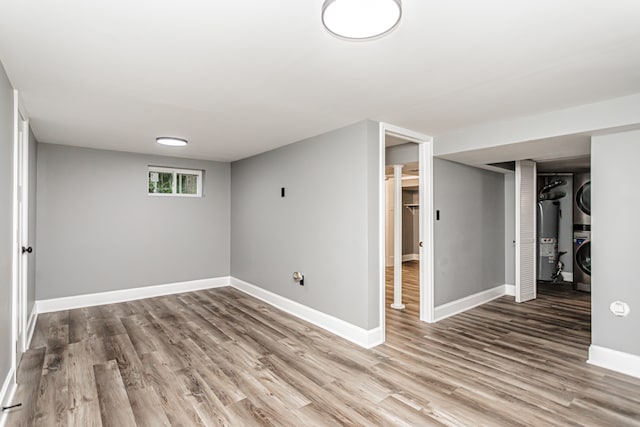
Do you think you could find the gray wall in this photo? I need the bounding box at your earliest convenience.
[36,144,230,299]
[386,142,418,165]
[591,130,640,356]
[433,158,505,306]
[504,172,515,285]
[231,120,381,330]
[27,129,37,315]
[365,121,380,328]
[0,63,14,399]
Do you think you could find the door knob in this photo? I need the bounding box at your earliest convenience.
[22,246,32,254]
[419,241,423,247]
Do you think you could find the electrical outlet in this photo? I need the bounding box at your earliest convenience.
[610,301,630,317]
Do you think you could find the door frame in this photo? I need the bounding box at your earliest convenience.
[11,90,30,380]
[378,122,434,340]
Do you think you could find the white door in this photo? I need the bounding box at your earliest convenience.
[515,160,536,302]
[12,92,30,379]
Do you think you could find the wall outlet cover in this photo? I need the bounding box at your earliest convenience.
[609,301,631,317]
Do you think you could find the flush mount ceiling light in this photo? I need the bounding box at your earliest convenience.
[322,0,401,40]
[156,137,188,147]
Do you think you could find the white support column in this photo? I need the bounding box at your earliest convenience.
[391,164,405,310]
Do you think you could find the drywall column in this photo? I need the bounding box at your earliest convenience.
[590,130,640,370]
[391,164,405,309]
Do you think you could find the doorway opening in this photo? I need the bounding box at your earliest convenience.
[535,156,591,297]
[378,123,434,341]
[504,154,591,303]
[385,152,420,315]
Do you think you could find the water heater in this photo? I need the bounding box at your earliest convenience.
[537,200,560,281]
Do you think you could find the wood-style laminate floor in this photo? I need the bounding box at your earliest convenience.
[6,263,640,426]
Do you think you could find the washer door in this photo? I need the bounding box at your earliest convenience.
[576,181,591,216]
[576,241,591,276]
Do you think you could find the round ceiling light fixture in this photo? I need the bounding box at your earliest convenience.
[322,0,402,40]
[156,137,188,147]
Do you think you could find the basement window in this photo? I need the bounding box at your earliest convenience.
[148,166,202,197]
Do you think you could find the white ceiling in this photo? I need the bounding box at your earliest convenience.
[1,1,640,162]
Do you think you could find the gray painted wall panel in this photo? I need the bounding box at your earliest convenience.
[433,158,505,306]
[36,144,230,299]
[591,131,640,356]
[0,62,14,394]
[504,172,515,285]
[385,143,418,165]
[365,120,381,329]
[231,121,380,329]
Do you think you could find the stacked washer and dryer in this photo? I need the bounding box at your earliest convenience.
[573,173,591,292]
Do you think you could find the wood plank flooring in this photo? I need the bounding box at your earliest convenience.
[6,264,640,426]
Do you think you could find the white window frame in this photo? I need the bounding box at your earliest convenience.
[148,166,203,197]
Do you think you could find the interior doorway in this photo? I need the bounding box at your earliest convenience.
[508,154,592,303]
[535,156,592,296]
[378,123,434,341]
[385,157,420,315]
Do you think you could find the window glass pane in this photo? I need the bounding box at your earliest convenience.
[148,171,173,194]
[177,173,199,194]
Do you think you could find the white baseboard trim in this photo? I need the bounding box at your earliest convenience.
[34,275,383,350]
[588,345,640,379]
[364,327,384,348]
[26,305,37,350]
[505,284,515,296]
[36,276,231,313]
[230,277,383,349]
[435,284,509,321]
[402,254,420,262]
[0,368,17,427]
[1,309,38,427]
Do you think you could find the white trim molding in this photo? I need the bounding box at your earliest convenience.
[0,368,17,427]
[36,277,230,313]
[434,284,509,321]
[25,305,37,350]
[230,277,383,349]
[34,276,384,350]
[505,284,516,296]
[378,121,435,345]
[402,254,420,262]
[588,345,640,379]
